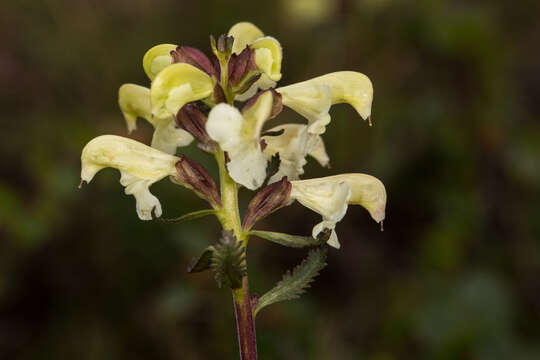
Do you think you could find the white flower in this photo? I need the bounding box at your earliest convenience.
[277,71,373,134]
[290,174,386,248]
[206,91,277,190]
[80,135,180,220]
[228,22,282,101]
[118,83,194,154]
[262,124,329,184]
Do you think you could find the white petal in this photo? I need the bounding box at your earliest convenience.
[307,134,330,167]
[263,124,329,183]
[227,144,267,190]
[151,118,194,154]
[206,103,244,151]
[206,100,271,190]
[120,173,162,220]
[312,221,340,249]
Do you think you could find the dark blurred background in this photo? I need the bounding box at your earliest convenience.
[1,0,540,359]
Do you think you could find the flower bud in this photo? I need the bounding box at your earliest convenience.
[210,34,234,59]
[175,155,221,207]
[228,47,260,94]
[213,82,227,104]
[218,34,234,53]
[242,176,292,230]
[170,45,217,77]
[175,104,213,145]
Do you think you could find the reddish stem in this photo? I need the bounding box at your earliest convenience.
[233,276,257,360]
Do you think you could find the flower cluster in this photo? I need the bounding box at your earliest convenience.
[80,22,386,249]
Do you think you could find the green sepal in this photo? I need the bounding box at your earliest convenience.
[249,230,324,248]
[212,231,247,289]
[254,247,327,317]
[187,246,215,273]
[154,209,217,223]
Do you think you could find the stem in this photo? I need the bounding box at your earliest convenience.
[215,149,257,359]
[233,277,257,360]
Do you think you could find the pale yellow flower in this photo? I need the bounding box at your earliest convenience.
[262,124,329,184]
[81,135,179,220]
[228,22,282,101]
[118,84,193,154]
[277,72,373,135]
[291,174,386,248]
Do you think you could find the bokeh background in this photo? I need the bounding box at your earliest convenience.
[1,0,540,359]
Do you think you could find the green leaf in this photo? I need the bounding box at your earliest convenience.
[154,209,217,223]
[249,230,323,248]
[254,247,328,317]
[187,246,215,273]
[212,231,247,289]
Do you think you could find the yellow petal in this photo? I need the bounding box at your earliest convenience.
[241,90,274,140]
[300,174,386,223]
[118,84,154,132]
[228,22,264,54]
[277,71,373,134]
[251,37,282,82]
[150,63,214,118]
[142,44,177,81]
[81,135,179,183]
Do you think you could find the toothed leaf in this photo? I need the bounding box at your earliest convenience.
[211,231,247,289]
[187,246,215,273]
[254,247,327,316]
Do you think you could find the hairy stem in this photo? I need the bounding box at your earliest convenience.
[215,149,257,359]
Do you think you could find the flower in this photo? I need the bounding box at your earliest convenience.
[80,135,180,220]
[290,174,386,248]
[80,21,385,240]
[227,22,283,100]
[118,83,194,154]
[276,71,373,135]
[206,89,282,189]
[262,124,329,184]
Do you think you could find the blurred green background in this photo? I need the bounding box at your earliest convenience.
[1,0,540,359]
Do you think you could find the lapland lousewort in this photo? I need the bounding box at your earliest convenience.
[80,22,386,360]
